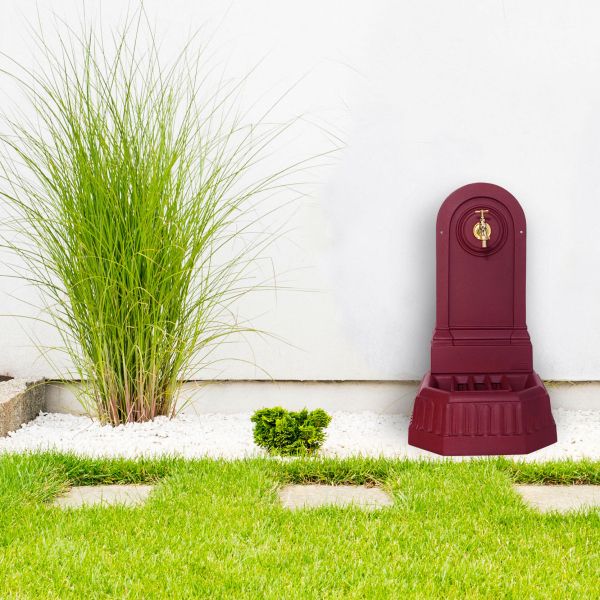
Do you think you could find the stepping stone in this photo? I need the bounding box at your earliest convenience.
[279,484,393,510]
[53,484,154,508]
[514,485,600,513]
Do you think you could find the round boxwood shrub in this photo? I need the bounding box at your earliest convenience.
[251,407,332,456]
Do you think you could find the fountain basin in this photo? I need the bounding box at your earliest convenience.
[409,371,557,455]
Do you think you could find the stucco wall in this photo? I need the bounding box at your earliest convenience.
[0,0,598,382]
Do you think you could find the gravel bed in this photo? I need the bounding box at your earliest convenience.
[0,408,598,460]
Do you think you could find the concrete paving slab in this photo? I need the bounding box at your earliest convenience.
[514,485,600,513]
[279,484,393,510]
[54,484,154,508]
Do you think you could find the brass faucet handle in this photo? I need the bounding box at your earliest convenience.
[473,209,491,248]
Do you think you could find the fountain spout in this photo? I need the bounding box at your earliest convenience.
[473,209,491,248]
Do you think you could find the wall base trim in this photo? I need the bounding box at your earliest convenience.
[44,380,600,416]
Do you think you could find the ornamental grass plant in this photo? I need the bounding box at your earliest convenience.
[0,14,311,424]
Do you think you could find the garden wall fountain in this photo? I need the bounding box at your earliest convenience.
[408,183,557,455]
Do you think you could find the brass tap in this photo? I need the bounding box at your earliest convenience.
[473,209,491,248]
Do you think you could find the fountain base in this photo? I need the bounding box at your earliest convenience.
[408,372,557,456]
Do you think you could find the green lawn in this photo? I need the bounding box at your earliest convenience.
[0,454,598,599]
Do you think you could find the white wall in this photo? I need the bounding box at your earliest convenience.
[0,0,599,382]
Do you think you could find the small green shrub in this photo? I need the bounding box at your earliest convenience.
[251,407,332,456]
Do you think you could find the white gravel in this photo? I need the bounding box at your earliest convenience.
[0,408,598,461]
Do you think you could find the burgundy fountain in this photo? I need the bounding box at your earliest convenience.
[408,183,557,455]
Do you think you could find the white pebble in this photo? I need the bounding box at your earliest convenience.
[0,408,598,461]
